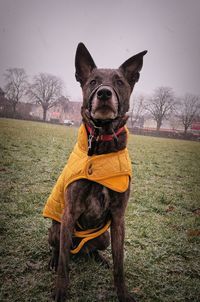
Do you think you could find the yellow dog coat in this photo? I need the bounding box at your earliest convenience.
[43,124,132,223]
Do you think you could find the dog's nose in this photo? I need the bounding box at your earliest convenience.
[97,88,112,101]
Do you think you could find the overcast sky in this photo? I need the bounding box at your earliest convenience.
[0,0,200,101]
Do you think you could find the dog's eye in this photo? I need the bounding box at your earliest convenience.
[90,80,97,86]
[116,79,124,86]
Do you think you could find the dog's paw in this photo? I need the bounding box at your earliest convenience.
[49,248,59,272]
[89,251,110,269]
[49,255,58,272]
[52,288,68,302]
[52,276,70,302]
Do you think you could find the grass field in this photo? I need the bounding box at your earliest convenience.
[0,118,200,302]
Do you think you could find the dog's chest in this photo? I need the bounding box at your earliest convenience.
[79,186,111,228]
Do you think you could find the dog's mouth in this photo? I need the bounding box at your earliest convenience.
[89,85,119,121]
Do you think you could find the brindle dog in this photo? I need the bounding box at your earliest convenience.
[48,43,147,302]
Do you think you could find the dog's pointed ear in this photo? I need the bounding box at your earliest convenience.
[75,43,97,86]
[119,50,147,87]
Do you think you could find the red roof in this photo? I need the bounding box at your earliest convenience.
[191,122,200,130]
[51,112,60,117]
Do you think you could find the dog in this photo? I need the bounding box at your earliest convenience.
[43,43,147,302]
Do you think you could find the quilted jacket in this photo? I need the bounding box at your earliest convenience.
[43,124,132,222]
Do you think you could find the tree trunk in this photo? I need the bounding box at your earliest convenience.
[184,126,188,136]
[156,120,162,132]
[43,108,47,121]
[12,102,17,117]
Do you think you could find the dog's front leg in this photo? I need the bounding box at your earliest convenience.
[111,214,136,302]
[54,207,74,302]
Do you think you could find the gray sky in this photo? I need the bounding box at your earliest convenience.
[0,0,200,101]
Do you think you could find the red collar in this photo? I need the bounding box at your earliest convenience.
[85,123,125,142]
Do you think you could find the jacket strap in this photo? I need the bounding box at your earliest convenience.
[70,220,111,254]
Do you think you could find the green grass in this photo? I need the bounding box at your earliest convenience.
[0,118,200,302]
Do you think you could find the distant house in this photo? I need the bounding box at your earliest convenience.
[126,113,144,129]
[0,87,12,116]
[191,122,200,131]
[17,102,33,118]
[0,89,82,124]
[30,96,82,125]
[48,96,82,125]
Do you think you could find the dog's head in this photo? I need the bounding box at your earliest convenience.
[75,43,147,124]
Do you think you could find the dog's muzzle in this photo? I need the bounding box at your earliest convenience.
[88,84,119,108]
[88,84,120,121]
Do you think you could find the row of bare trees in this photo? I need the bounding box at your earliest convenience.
[2,68,63,121]
[2,68,200,132]
[130,87,200,134]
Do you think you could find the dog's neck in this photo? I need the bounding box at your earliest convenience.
[82,110,129,156]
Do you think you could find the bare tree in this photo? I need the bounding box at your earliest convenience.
[177,93,200,135]
[130,95,146,129]
[4,68,28,115]
[146,87,175,131]
[28,73,63,121]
